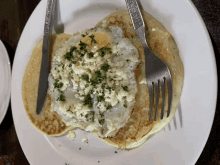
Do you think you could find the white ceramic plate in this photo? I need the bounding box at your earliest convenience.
[0,40,11,124]
[11,0,217,164]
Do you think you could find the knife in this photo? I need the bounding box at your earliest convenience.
[36,0,57,114]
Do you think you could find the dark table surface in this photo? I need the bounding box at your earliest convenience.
[0,0,219,164]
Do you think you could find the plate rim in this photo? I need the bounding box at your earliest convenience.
[0,39,11,124]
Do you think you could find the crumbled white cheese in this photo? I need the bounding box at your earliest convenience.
[82,136,88,143]
[152,28,156,31]
[66,130,76,140]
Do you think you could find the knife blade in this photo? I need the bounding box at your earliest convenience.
[36,0,56,114]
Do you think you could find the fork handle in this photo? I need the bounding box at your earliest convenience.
[125,0,149,48]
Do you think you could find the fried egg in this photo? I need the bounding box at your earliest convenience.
[48,24,139,138]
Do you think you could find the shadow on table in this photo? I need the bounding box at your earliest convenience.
[0,102,13,136]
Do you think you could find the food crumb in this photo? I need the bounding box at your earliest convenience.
[79,147,81,150]
[98,161,100,163]
[81,136,88,143]
[114,151,117,153]
[66,130,76,140]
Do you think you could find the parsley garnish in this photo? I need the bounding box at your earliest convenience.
[83,94,93,108]
[124,104,127,108]
[106,86,111,91]
[99,119,105,125]
[69,64,72,67]
[79,41,87,50]
[82,74,89,82]
[58,94,65,101]
[88,52,94,58]
[54,80,63,89]
[91,111,95,122]
[67,106,73,113]
[72,61,77,64]
[99,112,104,117]
[70,46,77,52]
[126,59,130,62]
[114,151,117,153]
[106,104,112,110]
[122,85,129,92]
[89,34,97,45]
[64,52,73,61]
[99,46,111,57]
[101,63,110,72]
[97,95,104,102]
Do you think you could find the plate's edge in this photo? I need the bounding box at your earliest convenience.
[187,1,218,165]
[0,40,11,125]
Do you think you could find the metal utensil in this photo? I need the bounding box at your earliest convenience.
[125,0,173,121]
[36,0,57,114]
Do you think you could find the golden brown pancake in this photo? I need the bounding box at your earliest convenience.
[22,10,184,148]
[22,34,74,136]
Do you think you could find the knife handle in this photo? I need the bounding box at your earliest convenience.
[44,0,56,36]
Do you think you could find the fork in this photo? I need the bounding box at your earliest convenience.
[125,0,173,121]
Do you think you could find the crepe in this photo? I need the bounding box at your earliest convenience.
[22,33,73,136]
[22,10,184,148]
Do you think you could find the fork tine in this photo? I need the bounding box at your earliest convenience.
[148,82,154,121]
[166,77,173,117]
[160,78,166,120]
[154,81,160,121]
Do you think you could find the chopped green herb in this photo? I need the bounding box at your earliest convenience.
[110,78,114,81]
[124,104,127,108]
[82,34,86,37]
[89,89,94,94]
[126,59,131,62]
[99,112,104,117]
[101,63,110,72]
[99,46,111,57]
[79,41,88,50]
[67,106,73,113]
[59,94,65,101]
[78,57,82,61]
[82,74,89,82]
[99,119,105,125]
[85,84,89,88]
[91,111,95,122]
[64,52,73,61]
[89,34,97,45]
[106,104,112,110]
[114,151,117,153]
[106,86,111,91]
[70,46,77,52]
[83,94,93,108]
[79,147,81,150]
[122,85,129,92]
[101,83,106,89]
[97,95,105,102]
[88,52,94,58]
[75,49,81,55]
[54,80,63,89]
[72,61,77,64]
[69,64,72,67]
